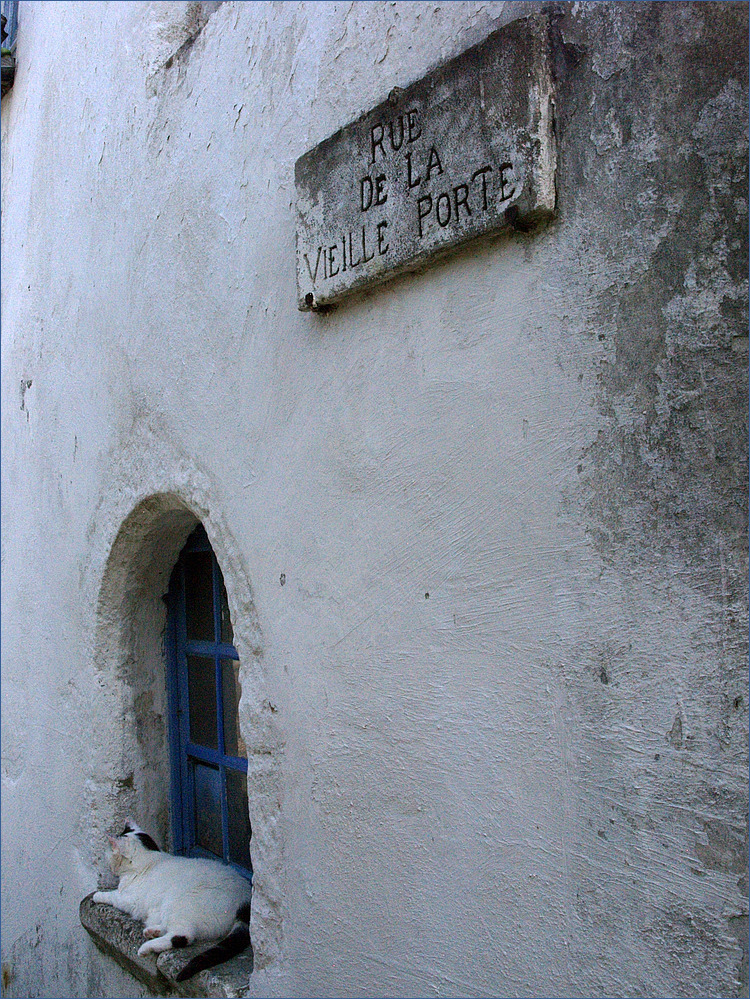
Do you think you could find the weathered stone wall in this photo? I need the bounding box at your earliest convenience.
[1,3,747,997]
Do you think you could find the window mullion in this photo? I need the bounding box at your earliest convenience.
[220,765,230,863]
[178,561,194,856]
[212,551,231,863]
[166,570,183,854]
[215,655,225,756]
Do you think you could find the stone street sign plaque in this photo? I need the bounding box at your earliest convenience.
[295,12,556,311]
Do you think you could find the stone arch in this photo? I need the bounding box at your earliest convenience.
[90,491,283,967]
[93,493,198,848]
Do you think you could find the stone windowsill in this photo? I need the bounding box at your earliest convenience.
[80,894,254,999]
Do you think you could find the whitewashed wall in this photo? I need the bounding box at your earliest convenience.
[2,3,747,997]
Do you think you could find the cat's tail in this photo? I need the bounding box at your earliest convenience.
[174,902,252,982]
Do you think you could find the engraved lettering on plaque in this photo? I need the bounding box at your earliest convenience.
[295,11,556,310]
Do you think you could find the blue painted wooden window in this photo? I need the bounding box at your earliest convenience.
[166,525,252,880]
[1,0,18,50]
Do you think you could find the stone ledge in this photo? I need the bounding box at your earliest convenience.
[80,894,254,999]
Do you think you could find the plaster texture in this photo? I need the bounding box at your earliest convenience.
[1,3,748,998]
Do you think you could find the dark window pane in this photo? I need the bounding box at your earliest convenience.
[219,577,234,645]
[221,659,245,758]
[187,656,217,749]
[226,768,252,869]
[193,763,222,858]
[184,551,214,641]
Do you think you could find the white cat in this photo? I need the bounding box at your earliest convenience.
[93,819,252,982]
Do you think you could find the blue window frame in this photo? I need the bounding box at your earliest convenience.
[1,0,18,51]
[1,0,17,96]
[166,525,252,880]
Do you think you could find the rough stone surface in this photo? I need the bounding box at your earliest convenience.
[2,2,747,998]
[80,894,168,996]
[80,894,253,999]
[295,11,556,309]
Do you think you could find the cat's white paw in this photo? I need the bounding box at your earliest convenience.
[143,927,161,940]
[93,891,107,904]
[138,936,172,956]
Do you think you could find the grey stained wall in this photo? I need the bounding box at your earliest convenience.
[1,2,747,998]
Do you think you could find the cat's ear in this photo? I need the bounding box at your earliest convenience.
[107,835,120,852]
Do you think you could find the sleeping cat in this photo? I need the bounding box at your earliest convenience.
[93,819,252,982]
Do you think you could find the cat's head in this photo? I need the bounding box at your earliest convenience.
[107,818,161,874]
